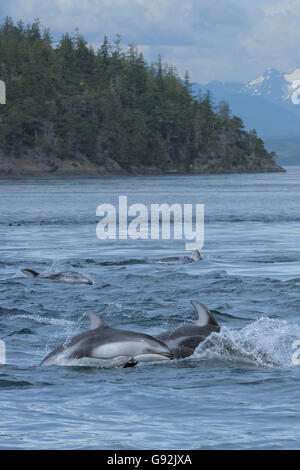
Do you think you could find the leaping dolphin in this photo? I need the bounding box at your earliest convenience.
[157,250,202,264]
[20,269,93,285]
[40,312,173,367]
[156,301,220,359]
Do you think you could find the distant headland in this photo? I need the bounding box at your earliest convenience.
[0,18,284,177]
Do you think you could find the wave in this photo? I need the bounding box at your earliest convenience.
[2,213,300,227]
[8,328,35,336]
[194,317,300,368]
[0,307,38,317]
[11,314,75,327]
[98,259,147,266]
[43,355,131,369]
[0,379,34,389]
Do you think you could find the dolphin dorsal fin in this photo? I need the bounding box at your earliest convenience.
[21,268,39,278]
[190,301,219,327]
[191,250,202,260]
[86,312,107,330]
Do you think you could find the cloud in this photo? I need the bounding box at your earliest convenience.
[240,0,300,75]
[1,0,300,83]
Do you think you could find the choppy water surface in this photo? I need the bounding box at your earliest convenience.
[0,168,300,449]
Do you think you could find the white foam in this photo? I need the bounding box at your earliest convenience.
[50,355,122,368]
[194,317,300,368]
[11,314,75,326]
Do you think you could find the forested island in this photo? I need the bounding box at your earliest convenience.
[0,18,284,176]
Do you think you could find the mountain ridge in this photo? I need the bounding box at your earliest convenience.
[193,67,300,165]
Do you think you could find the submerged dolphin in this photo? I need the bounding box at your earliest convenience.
[157,250,202,264]
[156,301,220,359]
[21,269,93,285]
[40,312,173,367]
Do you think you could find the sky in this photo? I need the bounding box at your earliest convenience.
[1,0,300,84]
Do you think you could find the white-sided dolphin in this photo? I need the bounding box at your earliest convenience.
[21,269,93,285]
[157,250,202,264]
[156,301,220,359]
[40,312,173,367]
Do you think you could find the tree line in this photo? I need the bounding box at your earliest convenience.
[0,17,278,173]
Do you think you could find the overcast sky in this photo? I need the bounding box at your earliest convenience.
[1,0,300,84]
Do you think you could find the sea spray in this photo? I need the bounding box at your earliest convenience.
[194,317,300,368]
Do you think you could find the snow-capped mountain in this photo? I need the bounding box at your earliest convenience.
[195,67,300,110]
[285,69,300,105]
[245,68,300,106]
[192,67,300,164]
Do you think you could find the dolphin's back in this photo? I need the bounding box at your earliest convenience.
[44,272,93,285]
[157,324,219,358]
[159,324,220,339]
[40,325,172,366]
[156,301,220,359]
[157,330,204,358]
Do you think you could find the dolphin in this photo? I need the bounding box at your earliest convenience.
[156,301,220,359]
[20,269,93,285]
[40,312,173,367]
[157,250,202,264]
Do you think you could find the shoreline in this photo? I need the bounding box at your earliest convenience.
[0,168,286,179]
[0,149,285,178]
[0,161,286,179]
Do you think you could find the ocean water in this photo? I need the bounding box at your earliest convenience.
[0,168,300,449]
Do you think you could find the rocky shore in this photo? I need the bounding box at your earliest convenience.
[0,150,285,177]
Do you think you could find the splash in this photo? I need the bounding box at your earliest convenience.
[47,355,124,369]
[11,314,75,327]
[194,317,300,368]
